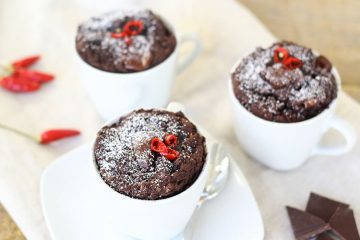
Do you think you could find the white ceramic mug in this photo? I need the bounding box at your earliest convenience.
[229,58,357,171]
[77,18,201,120]
[90,104,209,239]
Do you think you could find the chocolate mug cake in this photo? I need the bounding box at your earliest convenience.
[231,41,337,123]
[76,10,176,73]
[94,109,207,200]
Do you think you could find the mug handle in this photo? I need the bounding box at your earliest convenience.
[176,33,202,74]
[166,102,185,113]
[311,117,357,156]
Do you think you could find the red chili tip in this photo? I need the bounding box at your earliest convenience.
[123,20,144,36]
[160,148,180,161]
[164,134,177,147]
[0,76,41,93]
[283,57,303,70]
[12,55,41,69]
[150,137,168,153]
[111,32,127,39]
[274,47,289,63]
[40,129,80,144]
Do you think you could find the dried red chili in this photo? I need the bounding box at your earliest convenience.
[0,123,80,144]
[165,134,177,147]
[111,20,143,46]
[14,68,54,84]
[283,57,303,70]
[150,135,180,161]
[160,148,180,161]
[0,55,54,93]
[274,47,289,63]
[0,76,41,93]
[123,20,143,36]
[273,47,303,70]
[111,32,127,39]
[12,55,40,69]
[40,129,81,144]
[150,137,168,153]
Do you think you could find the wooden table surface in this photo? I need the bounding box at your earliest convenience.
[0,205,24,240]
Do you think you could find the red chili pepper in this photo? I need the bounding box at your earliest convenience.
[0,76,41,93]
[165,134,177,147]
[160,148,180,161]
[14,68,54,84]
[12,55,41,69]
[274,47,289,63]
[40,129,81,144]
[283,57,303,70]
[150,136,180,161]
[150,137,168,153]
[111,32,127,39]
[123,20,143,36]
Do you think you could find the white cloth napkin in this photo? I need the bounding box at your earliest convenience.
[0,0,359,239]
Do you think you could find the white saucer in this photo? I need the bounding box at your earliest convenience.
[41,142,264,240]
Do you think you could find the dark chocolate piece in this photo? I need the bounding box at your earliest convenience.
[316,232,334,240]
[315,55,332,72]
[329,207,360,240]
[287,206,330,240]
[306,193,349,222]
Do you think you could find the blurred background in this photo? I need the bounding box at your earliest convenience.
[1,0,360,239]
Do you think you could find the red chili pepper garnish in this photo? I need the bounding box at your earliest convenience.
[150,136,180,161]
[273,47,303,70]
[165,134,177,147]
[111,32,127,39]
[12,55,41,69]
[14,68,54,84]
[160,148,180,161]
[150,137,168,153]
[111,20,143,46]
[0,76,41,93]
[283,57,303,70]
[274,47,289,63]
[40,129,81,144]
[123,20,143,36]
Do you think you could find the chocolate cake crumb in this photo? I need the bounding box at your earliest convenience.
[231,41,337,123]
[94,109,207,200]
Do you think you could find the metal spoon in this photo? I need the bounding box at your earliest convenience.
[180,143,230,240]
[128,143,229,240]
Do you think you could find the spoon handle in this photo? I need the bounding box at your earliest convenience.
[183,205,202,240]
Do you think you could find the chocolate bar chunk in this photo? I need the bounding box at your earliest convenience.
[329,207,360,240]
[287,206,330,240]
[317,232,337,240]
[306,193,349,222]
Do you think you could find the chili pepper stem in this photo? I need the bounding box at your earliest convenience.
[0,64,14,76]
[0,122,40,142]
